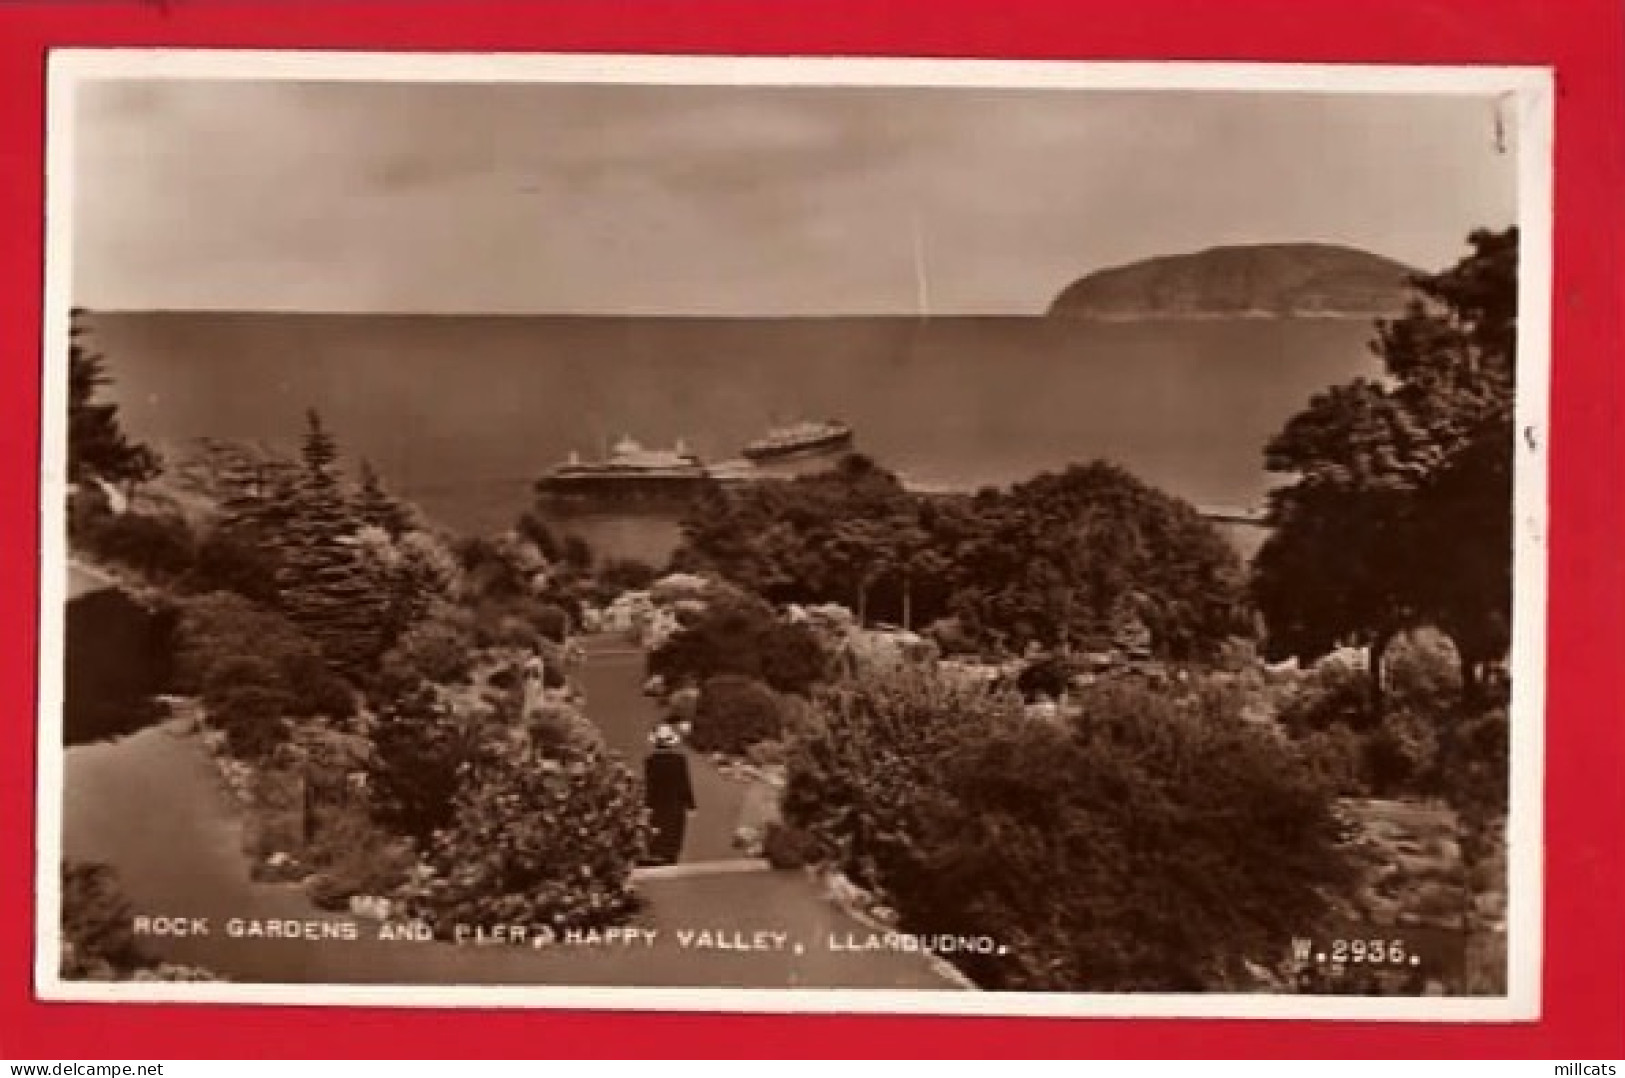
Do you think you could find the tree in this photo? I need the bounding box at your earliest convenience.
[67,310,162,492]
[515,510,563,563]
[1254,228,1517,704]
[784,665,1351,991]
[369,683,480,843]
[689,674,785,755]
[647,588,830,695]
[276,410,386,673]
[672,454,920,615]
[412,735,646,935]
[355,460,413,539]
[941,463,1249,658]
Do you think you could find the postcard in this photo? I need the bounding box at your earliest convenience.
[36,49,1551,1019]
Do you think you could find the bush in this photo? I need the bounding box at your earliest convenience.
[1440,705,1510,834]
[530,602,571,644]
[597,558,658,594]
[526,701,599,754]
[72,510,195,582]
[648,591,830,696]
[212,681,293,761]
[784,666,1351,992]
[691,675,784,756]
[369,684,478,844]
[1277,656,1375,735]
[1385,627,1463,715]
[60,861,147,976]
[761,822,822,870]
[380,610,476,689]
[410,739,645,934]
[59,861,219,981]
[923,616,979,657]
[1296,722,1368,796]
[63,589,175,746]
[745,739,788,768]
[303,800,418,911]
[1365,707,1441,796]
[174,592,354,719]
[1015,655,1070,701]
[186,526,283,604]
[472,596,571,650]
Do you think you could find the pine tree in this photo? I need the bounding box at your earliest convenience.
[355,459,411,539]
[67,309,161,492]
[277,410,385,674]
[215,442,300,538]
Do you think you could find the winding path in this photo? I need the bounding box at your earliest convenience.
[574,635,748,863]
[59,622,961,991]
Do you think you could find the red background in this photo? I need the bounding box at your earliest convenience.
[2,0,1621,1059]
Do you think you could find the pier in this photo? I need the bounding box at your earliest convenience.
[892,475,1270,528]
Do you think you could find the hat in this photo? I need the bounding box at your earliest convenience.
[649,723,683,750]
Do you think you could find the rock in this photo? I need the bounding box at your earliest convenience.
[349,894,394,921]
[822,869,871,909]
[1243,958,1286,991]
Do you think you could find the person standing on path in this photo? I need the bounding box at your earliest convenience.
[642,722,695,865]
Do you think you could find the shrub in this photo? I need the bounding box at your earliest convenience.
[72,510,196,582]
[186,526,282,604]
[63,589,174,746]
[303,800,418,911]
[530,602,571,644]
[648,591,830,696]
[174,592,354,719]
[526,701,599,754]
[745,739,788,768]
[280,651,357,719]
[562,535,594,570]
[472,596,570,650]
[1015,655,1070,701]
[1277,656,1375,735]
[60,861,147,976]
[784,666,1351,992]
[59,861,220,981]
[1440,705,1510,838]
[212,681,293,761]
[485,613,542,651]
[597,557,659,594]
[410,740,645,934]
[923,616,980,657]
[1385,627,1463,715]
[369,684,479,844]
[515,510,563,562]
[1296,722,1368,796]
[201,654,285,707]
[758,621,831,695]
[691,675,784,756]
[761,822,822,870]
[1365,707,1441,796]
[380,610,476,689]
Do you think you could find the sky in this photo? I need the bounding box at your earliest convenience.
[70,78,1519,316]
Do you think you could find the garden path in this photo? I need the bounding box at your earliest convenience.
[574,635,748,864]
[58,622,960,990]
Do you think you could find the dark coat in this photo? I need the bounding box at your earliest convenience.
[644,749,696,813]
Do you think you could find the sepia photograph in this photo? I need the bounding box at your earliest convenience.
[36,51,1550,1017]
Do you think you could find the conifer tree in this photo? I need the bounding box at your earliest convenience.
[67,309,161,493]
[355,459,411,539]
[215,442,300,538]
[277,410,384,673]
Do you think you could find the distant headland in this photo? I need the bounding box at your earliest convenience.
[1046,243,1418,321]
